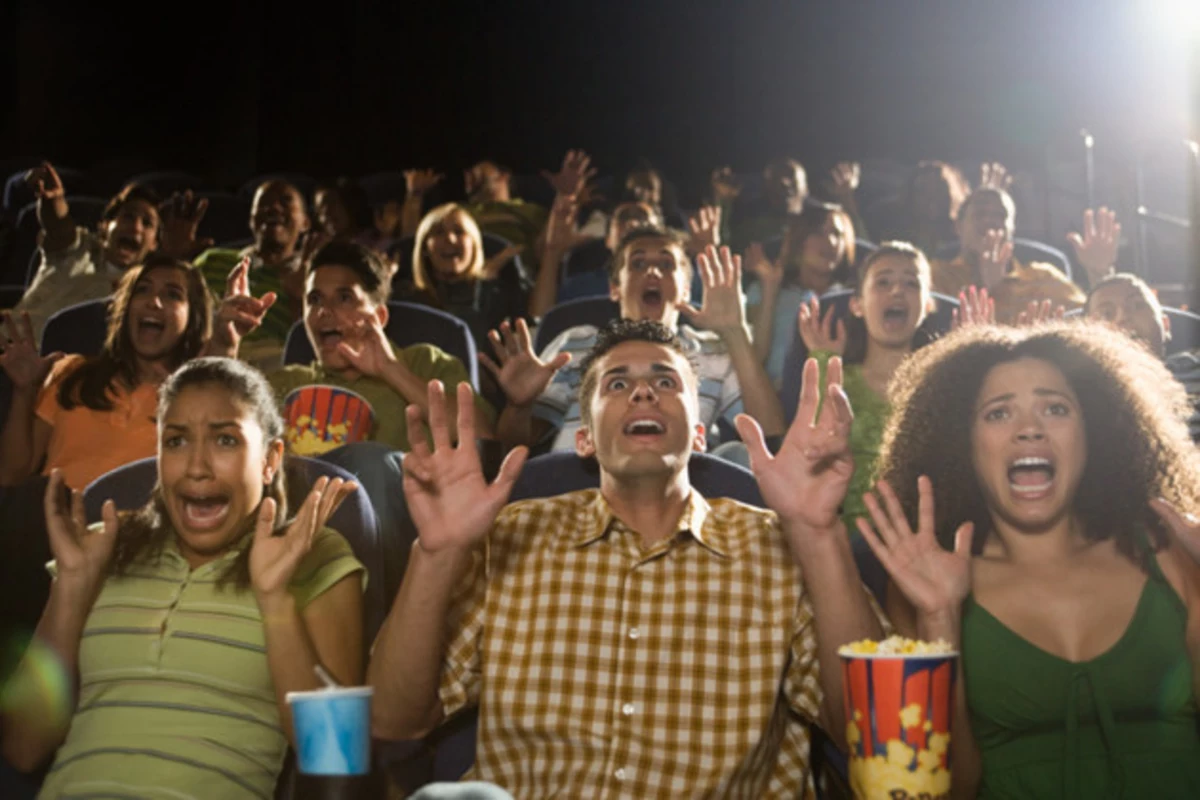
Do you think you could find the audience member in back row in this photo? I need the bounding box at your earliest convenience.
[718,157,809,253]
[792,242,934,532]
[400,203,532,356]
[369,320,887,797]
[0,257,212,692]
[487,230,785,459]
[1,358,365,798]
[193,180,313,370]
[1085,271,1200,442]
[313,177,381,251]
[15,164,162,341]
[745,202,857,385]
[858,321,1200,798]
[929,186,1089,323]
[878,160,972,254]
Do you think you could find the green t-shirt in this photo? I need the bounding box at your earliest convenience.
[268,343,496,455]
[463,199,548,258]
[811,351,891,536]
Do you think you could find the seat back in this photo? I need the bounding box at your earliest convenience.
[533,297,620,353]
[283,301,480,389]
[40,297,111,357]
[125,171,209,196]
[82,455,386,642]
[428,450,765,782]
[1013,237,1072,281]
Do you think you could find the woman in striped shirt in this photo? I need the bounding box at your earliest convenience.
[2,357,365,799]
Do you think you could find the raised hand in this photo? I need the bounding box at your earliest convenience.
[857,477,973,615]
[207,257,277,356]
[825,161,861,204]
[686,205,722,253]
[977,230,1013,287]
[950,285,995,331]
[158,190,214,259]
[543,193,592,254]
[25,162,66,202]
[1150,497,1200,567]
[335,313,399,378]
[44,469,119,588]
[1,311,62,391]
[1066,207,1121,286]
[479,318,570,408]
[797,295,846,355]
[405,168,444,199]
[679,245,748,337]
[542,150,596,198]
[735,357,855,533]
[979,161,1012,191]
[1015,299,1065,327]
[744,241,784,290]
[250,476,357,600]
[710,166,742,203]
[402,381,528,553]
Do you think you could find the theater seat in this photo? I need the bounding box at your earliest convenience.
[533,296,620,353]
[39,297,110,357]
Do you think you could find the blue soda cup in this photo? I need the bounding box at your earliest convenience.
[286,686,373,775]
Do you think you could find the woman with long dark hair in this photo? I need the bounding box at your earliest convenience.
[1,358,364,797]
[855,322,1200,798]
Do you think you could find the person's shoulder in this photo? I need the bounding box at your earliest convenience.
[542,324,599,357]
[678,324,730,358]
[493,488,601,541]
[400,341,457,367]
[45,353,87,386]
[267,363,322,393]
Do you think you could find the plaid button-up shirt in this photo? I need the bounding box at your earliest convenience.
[438,488,842,798]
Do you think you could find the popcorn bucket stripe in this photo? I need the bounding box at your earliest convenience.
[903,665,930,752]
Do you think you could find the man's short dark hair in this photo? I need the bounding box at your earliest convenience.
[104,183,162,222]
[577,319,696,426]
[608,226,691,282]
[306,240,392,305]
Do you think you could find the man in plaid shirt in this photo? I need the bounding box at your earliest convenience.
[369,319,886,798]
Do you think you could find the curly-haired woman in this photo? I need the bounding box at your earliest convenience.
[855,322,1200,798]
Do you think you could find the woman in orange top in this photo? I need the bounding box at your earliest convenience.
[0,254,212,490]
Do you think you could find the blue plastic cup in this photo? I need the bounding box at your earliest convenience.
[286,686,373,775]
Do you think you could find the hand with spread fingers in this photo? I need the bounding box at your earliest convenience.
[402,381,528,554]
[977,230,1013,286]
[405,169,444,199]
[542,150,596,199]
[207,257,277,357]
[744,241,784,290]
[334,312,399,379]
[678,245,748,338]
[825,161,861,206]
[978,161,1012,191]
[1,310,63,392]
[44,469,119,590]
[159,190,214,260]
[250,476,357,601]
[797,295,846,355]
[1015,299,1065,327]
[857,476,974,616]
[686,205,722,253]
[951,285,995,330]
[1066,207,1121,286]
[479,318,570,409]
[735,357,855,535]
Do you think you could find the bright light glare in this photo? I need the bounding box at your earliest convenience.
[1149,0,1200,38]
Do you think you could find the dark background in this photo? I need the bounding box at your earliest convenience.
[2,0,1195,193]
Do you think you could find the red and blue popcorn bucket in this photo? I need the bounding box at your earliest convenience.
[840,645,957,799]
[282,385,376,456]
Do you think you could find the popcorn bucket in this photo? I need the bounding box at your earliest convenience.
[840,640,957,800]
[282,385,376,456]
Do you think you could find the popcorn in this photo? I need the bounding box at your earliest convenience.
[839,635,955,657]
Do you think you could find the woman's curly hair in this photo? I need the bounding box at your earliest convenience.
[876,321,1200,561]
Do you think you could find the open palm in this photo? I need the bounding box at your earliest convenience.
[402,381,528,553]
[858,477,973,614]
[680,245,747,336]
[1,311,61,391]
[44,469,119,585]
[736,357,855,530]
[250,476,356,598]
[479,319,569,408]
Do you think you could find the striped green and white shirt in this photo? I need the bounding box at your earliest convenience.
[38,527,364,800]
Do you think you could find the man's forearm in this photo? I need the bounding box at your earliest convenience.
[528,244,568,320]
[722,327,785,436]
[368,544,474,740]
[38,198,75,254]
[782,519,883,744]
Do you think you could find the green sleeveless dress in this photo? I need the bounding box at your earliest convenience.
[962,552,1200,799]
